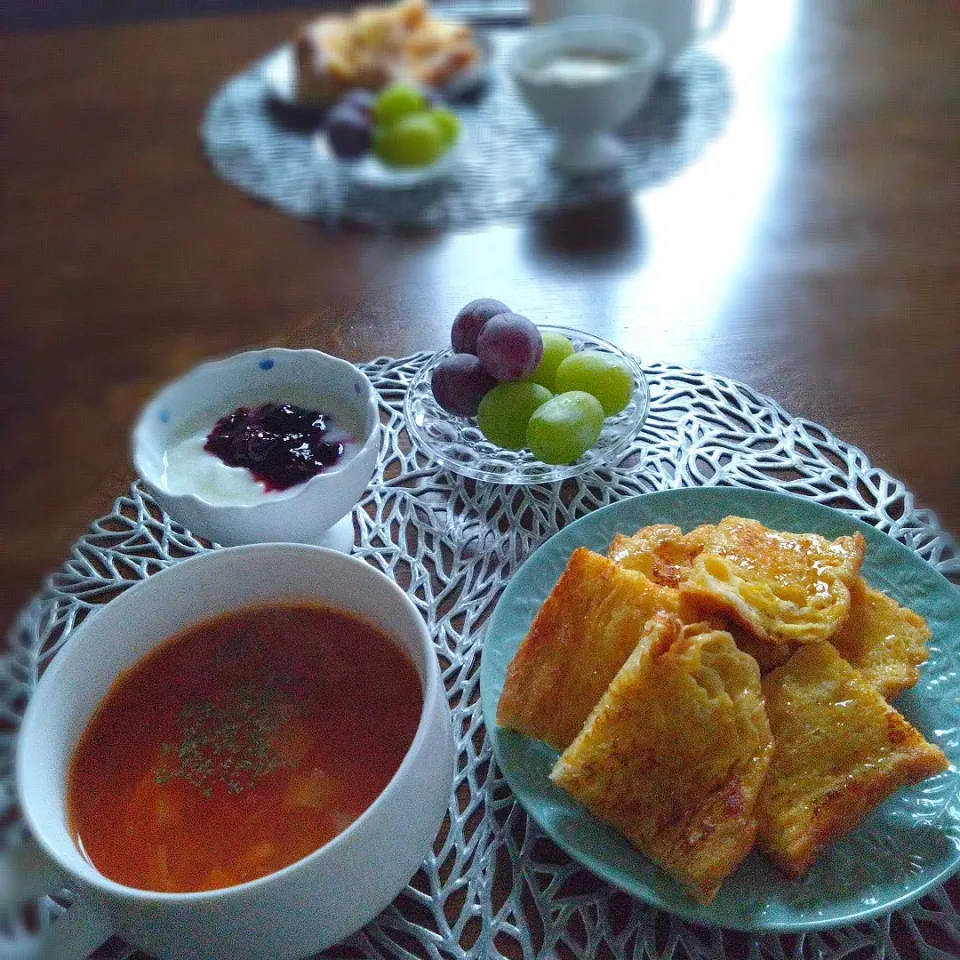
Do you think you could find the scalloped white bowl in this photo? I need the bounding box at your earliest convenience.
[132,349,380,547]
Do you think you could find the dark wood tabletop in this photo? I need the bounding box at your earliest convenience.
[3,3,960,954]
[3,0,958,637]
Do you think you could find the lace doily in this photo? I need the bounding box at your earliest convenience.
[2,355,958,959]
[200,32,732,230]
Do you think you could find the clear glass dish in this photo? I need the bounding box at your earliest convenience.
[403,326,649,485]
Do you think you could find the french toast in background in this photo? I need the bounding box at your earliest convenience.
[828,578,931,699]
[608,517,927,693]
[294,0,479,104]
[611,517,866,645]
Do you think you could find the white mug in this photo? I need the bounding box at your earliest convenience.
[531,0,733,63]
[15,545,456,960]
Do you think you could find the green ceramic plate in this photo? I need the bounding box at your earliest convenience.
[479,488,960,932]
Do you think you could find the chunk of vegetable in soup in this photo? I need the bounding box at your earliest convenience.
[67,604,423,892]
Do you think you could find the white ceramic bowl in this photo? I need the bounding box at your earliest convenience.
[510,16,663,174]
[17,545,455,960]
[132,349,380,548]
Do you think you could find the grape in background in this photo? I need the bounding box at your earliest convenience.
[326,102,373,160]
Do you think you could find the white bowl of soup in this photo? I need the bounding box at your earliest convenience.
[132,348,381,550]
[16,545,455,960]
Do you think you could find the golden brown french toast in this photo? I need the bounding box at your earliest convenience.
[607,524,699,587]
[829,578,931,699]
[496,548,678,752]
[757,642,947,878]
[608,523,797,671]
[295,0,479,104]
[550,614,773,904]
[680,518,866,645]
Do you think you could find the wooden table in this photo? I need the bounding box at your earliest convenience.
[3,1,958,623]
[3,4,960,955]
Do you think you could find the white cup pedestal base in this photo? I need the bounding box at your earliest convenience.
[310,513,356,553]
[553,132,625,175]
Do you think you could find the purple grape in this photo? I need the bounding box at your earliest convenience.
[339,89,376,118]
[477,313,543,382]
[326,103,372,160]
[451,298,511,355]
[431,353,498,417]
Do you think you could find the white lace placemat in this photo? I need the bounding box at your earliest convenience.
[200,31,732,230]
[2,355,958,959]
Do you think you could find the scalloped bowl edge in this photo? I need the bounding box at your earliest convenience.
[132,349,381,546]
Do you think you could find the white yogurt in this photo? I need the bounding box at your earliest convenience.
[529,50,633,85]
[161,432,269,506]
[160,418,360,507]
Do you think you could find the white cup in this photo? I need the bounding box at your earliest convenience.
[15,545,456,960]
[531,0,733,64]
[510,17,663,174]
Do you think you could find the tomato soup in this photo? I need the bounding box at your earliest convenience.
[67,603,423,893]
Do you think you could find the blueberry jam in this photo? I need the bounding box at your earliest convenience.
[204,403,348,492]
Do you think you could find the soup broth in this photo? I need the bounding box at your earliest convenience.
[67,603,423,893]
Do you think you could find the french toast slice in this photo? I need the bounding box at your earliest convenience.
[607,524,700,587]
[550,614,774,904]
[679,517,866,645]
[295,0,478,104]
[757,642,948,878]
[608,523,795,672]
[496,548,678,752]
[829,578,931,699]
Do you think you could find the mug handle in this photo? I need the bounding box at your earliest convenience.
[3,838,113,960]
[698,0,734,39]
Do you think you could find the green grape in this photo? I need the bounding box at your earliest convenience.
[372,83,426,126]
[430,108,461,148]
[526,332,574,391]
[477,382,552,450]
[554,351,634,416]
[526,391,604,465]
[374,114,445,167]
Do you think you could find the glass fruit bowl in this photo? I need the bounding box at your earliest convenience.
[404,326,649,485]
